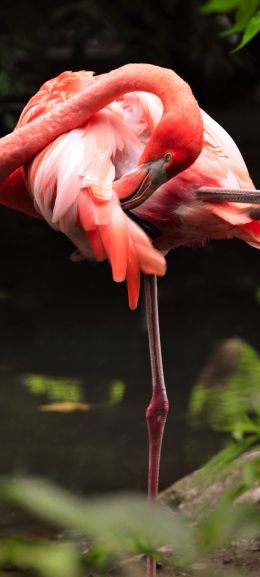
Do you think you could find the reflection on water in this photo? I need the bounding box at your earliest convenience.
[0,209,260,522]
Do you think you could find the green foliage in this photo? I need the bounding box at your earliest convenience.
[0,478,198,575]
[109,380,125,405]
[220,0,259,35]
[0,340,258,576]
[189,339,260,507]
[198,493,260,551]
[201,0,241,11]
[0,473,259,576]
[201,0,260,50]
[235,10,260,50]
[193,437,256,486]
[190,341,260,436]
[0,538,80,577]
[21,373,125,412]
[22,373,83,403]
[0,478,190,553]
[0,341,259,575]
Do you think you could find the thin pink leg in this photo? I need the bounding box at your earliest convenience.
[144,274,169,577]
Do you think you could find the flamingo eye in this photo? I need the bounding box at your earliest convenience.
[164,152,173,163]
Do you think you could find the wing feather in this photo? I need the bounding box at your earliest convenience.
[17,70,166,308]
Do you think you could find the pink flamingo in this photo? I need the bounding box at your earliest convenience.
[0,63,259,576]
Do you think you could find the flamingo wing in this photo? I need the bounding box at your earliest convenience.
[200,111,260,247]
[0,167,40,218]
[17,71,166,309]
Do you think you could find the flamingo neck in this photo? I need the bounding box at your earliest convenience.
[0,64,201,180]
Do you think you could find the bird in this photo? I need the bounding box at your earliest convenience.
[0,65,204,310]
[132,107,260,253]
[0,63,259,577]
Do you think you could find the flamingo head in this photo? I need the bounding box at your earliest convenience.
[114,155,171,210]
[117,110,203,210]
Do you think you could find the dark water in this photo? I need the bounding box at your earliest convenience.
[0,109,260,531]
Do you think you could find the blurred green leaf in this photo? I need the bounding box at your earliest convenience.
[198,494,260,551]
[189,383,208,417]
[242,458,260,486]
[0,478,197,563]
[201,0,260,50]
[232,9,260,50]
[220,416,260,439]
[190,341,260,432]
[0,473,259,576]
[0,538,80,577]
[109,380,126,405]
[81,543,115,573]
[201,0,240,13]
[22,373,83,403]
[193,438,258,487]
[190,336,260,487]
[220,0,259,35]
[256,287,260,303]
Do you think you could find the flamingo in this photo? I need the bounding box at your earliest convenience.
[0,63,259,577]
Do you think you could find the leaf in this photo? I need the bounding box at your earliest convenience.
[194,437,259,487]
[189,383,208,417]
[81,544,115,573]
[242,459,260,487]
[189,340,260,432]
[232,9,260,50]
[198,495,260,551]
[219,416,260,437]
[220,0,259,35]
[109,380,126,405]
[0,538,80,577]
[22,373,83,403]
[0,478,197,563]
[200,0,240,13]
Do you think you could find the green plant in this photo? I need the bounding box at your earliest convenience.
[189,339,260,500]
[201,0,260,50]
[0,472,259,576]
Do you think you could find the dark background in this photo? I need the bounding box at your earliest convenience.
[0,0,259,500]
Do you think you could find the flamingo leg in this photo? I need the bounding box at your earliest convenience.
[144,274,169,577]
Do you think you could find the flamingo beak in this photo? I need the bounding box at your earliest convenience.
[114,158,168,210]
[197,188,260,205]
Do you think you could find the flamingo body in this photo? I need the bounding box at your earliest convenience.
[134,109,258,251]
[3,68,257,310]
[16,71,171,309]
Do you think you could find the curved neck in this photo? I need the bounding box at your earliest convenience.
[0,64,200,180]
